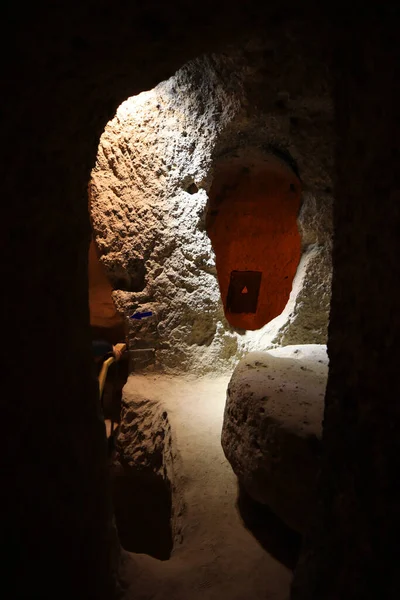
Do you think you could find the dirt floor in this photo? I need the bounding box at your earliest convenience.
[115,374,301,600]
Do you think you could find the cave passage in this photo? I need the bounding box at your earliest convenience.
[207,154,302,330]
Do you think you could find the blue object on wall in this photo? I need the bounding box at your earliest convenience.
[129,311,153,320]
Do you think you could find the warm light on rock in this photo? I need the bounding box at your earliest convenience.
[207,152,302,330]
[88,238,124,331]
[90,55,332,373]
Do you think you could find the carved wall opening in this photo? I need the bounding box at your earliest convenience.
[206,152,302,330]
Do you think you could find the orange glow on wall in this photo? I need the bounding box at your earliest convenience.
[88,238,124,333]
[207,154,302,330]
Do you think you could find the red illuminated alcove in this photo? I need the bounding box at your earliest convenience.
[207,152,302,330]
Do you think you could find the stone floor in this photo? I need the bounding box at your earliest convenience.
[115,374,300,600]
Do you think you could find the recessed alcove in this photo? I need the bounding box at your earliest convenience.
[206,151,302,330]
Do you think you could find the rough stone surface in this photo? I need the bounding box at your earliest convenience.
[113,387,185,554]
[273,245,332,346]
[222,344,328,533]
[117,397,172,476]
[292,16,400,600]
[90,37,333,374]
[6,4,400,600]
[4,4,286,598]
[115,374,294,600]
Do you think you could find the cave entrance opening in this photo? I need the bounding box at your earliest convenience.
[85,60,333,584]
[206,152,302,331]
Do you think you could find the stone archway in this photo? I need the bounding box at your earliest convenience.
[6,5,400,600]
[90,49,333,374]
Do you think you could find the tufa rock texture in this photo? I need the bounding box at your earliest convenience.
[4,3,278,598]
[90,37,333,374]
[4,0,400,600]
[222,344,328,533]
[7,4,400,599]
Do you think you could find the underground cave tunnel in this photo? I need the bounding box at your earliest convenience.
[7,4,400,600]
[89,52,332,376]
[87,47,333,598]
[88,125,306,563]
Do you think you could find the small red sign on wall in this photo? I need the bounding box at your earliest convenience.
[226,271,262,314]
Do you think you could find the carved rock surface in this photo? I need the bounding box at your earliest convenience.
[90,39,333,374]
[222,344,328,533]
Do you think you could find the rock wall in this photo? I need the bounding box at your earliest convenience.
[4,3,275,598]
[5,3,400,600]
[90,36,333,373]
[222,345,328,534]
[292,15,400,600]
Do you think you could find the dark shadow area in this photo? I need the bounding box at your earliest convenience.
[91,324,126,346]
[236,483,302,570]
[111,468,173,560]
